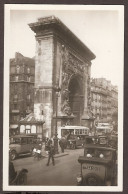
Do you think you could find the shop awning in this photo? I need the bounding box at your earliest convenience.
[10,124,18,129]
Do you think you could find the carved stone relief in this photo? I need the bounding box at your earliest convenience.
[61,99,72,116]
[59,45,85,117]
[87,75,92,117]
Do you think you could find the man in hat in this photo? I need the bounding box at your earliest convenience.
[46,142,55,166]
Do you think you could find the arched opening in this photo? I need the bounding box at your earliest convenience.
[68,76,84,125]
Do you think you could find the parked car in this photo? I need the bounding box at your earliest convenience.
[77,144,117,186]
[9,135,40,160]
[108,135,118,149]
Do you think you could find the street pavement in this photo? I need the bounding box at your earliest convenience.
[13,147,84,186]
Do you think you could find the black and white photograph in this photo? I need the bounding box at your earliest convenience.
[3,4,124,192]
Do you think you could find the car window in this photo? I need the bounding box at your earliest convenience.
[27,138,33,144]
[85,148,95,157]
[21,138,27,144]
[97,128,105,133]
[99,137,107,145]
[11,138,21,144]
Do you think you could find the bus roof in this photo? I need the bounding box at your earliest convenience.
[96,126,112,129]
[11,134,36,138]
[59,125,89,130]
[98,123,112,127]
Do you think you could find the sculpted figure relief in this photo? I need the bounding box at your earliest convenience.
[62,72,69,86]
[62,99,72,116]
[68,53,84,74]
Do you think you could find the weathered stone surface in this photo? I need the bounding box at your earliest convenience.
[29,16,96,136]
[35,37,53,87]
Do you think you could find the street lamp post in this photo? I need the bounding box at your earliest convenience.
[53,86,61,154]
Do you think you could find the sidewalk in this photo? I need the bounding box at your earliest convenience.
[54,152,69,158]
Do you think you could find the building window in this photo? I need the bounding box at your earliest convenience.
[27,95,30,105]
[14,104,17,110]
[14,94,18,100]
[13,95,18,104]
[27,67,30,74]
[10,66,15,74]
[26,125,31,134]
[15,76,19,81]
[27,76,31,82]
[31,125,36,133]
[20,125,25,134]
[16,66,20,73]
[27,95,30,100]
[22,65,24,73]
[13,115,18,122]
[14,84,17,92]
[26,130,30,134]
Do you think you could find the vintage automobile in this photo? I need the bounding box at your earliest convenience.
[9,134,39,160]
[84,135,109,147]
[96,126,112,136]
[77,144,117,186]
[108,135,118,149]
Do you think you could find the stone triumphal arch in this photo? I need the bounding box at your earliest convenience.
[29,16,96,137]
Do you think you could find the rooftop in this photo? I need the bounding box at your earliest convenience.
[19,113,45,124]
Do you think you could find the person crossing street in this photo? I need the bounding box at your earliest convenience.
[46,142,55,166]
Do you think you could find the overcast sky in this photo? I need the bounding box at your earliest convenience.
[9,6,124,86]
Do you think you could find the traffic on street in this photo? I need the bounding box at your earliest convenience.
[12,147,83,186]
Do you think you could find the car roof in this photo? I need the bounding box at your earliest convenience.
[59,125,89,130]
[12,135,34,138]
[85,136,107,139]
[84,144,116,151]
[96,126,111,129]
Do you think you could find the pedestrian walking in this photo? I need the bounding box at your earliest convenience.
[59,138,65,153]
[46,143,55,166]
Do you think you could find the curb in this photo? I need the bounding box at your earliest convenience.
[54,153,69,158]
[41,153,69,158]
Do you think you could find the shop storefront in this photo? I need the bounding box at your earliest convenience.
[19,113,45,141]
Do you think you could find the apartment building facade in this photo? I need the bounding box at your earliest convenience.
[90,78,118,123]
[9,52,35,136]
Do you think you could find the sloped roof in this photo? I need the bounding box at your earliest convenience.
[19,113,45,124]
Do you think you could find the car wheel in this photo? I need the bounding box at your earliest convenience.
[11,150,17,160]
[83,174,102,186]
